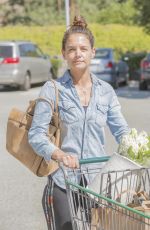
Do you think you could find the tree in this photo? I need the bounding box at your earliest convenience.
[97,0,135,25]
[0,0,65,25]
[0,0,137,26]
[134,0,150,32]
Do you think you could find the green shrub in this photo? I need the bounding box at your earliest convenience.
[1,24,150,80]
[51,57,62,79]
[97,0,136,25]
[122,51,147,80]
[1,24,150,60]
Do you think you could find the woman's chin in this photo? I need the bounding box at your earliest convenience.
[72,64,87,70]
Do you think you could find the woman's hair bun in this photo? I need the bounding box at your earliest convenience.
[62,15,94,49]
[72,16,87,28]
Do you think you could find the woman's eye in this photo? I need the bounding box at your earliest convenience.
[68,48,75,52]
[81,48,88,51]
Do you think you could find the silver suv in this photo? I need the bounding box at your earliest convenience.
[90,48,129,88]
[0,40,52,90]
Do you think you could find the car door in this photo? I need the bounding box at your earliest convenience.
[33,45,51,82]
[19,43,41,84]
[144,55,150,78]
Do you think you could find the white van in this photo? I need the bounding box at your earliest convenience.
[0,40,53,90]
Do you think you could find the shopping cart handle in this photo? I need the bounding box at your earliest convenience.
[79,156,110,165]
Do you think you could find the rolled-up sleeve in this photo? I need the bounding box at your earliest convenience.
[107,88,130,143]
[28,81,58,161]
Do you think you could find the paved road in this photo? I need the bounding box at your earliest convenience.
[0,82,150,230]
[0,85,47,230]
[105,81,150,154]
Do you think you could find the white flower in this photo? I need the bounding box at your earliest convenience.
[118,128,149,160]
[130,128,138,138]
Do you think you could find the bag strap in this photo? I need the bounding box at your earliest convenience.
[51,79,59,114]
[38,80,60,129]
[36,80,59,114]
[49,80,60,130]
[25,80,60,129]
[26,97,54,114]
[26,80,59,114]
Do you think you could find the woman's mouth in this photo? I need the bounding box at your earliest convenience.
[74,60,84,64]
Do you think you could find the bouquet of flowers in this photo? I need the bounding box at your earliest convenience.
[118,128,150,165]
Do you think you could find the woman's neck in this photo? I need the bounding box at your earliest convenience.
[70,69,91,87]
[70,69,92,106]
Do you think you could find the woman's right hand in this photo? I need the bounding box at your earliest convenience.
[51,149,79,169]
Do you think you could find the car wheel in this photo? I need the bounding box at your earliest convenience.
[139,81,148,91]
[124,78,129,86]
[20,73,31,91]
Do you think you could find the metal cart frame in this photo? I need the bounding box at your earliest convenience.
[61,157,150,230]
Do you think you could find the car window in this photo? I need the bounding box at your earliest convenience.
[0,46,13,58]
[34,45,44,57]
[19,44,34,57]
[19,44,43,58]
[19,44,26,57]
[95,49,110,59]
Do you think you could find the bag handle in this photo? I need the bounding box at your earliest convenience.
[27,97,54,113]
[21,80,59,126]
[37,80,60,129]
[35,80,59,114]
[51,79,59,114]
[26,80,59,115]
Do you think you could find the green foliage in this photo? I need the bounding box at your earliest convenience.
[75,0,136,25]
[118,128,150,166]
[1,24,150,58]
[134,0,150,33]
[0,0,136,26]
[0,25,65,55]
[0,0,65,26]
[77,0,110,19]
[90,24,150,58]
[51,57,62,79]
[97,0,136,25]
[122,51,147,80]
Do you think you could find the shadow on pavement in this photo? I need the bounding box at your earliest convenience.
[116,81,150,99]
[0,86,17,92]
[1,81,150,100]
[0,83,43,93]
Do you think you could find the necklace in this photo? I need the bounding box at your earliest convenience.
[75,85,92,106]
[82,88,88,106]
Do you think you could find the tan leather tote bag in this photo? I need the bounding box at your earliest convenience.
[6,80,60,176]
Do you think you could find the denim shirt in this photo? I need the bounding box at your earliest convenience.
[28,70,129,188]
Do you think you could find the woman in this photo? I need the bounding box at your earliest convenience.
[28,16,129,230]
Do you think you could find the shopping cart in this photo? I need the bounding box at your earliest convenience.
[61,156,150,230]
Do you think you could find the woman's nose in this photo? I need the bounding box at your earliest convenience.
[75,48,82,57]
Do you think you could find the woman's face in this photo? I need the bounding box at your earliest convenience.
[62,33,95,72]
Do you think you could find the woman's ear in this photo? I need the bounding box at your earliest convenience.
[91,47,96,59]
[61,49,66,60]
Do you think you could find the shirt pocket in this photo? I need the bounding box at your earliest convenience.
[59,100,78,124]
[96,104,108,126]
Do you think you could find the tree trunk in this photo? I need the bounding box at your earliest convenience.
[57,0,62,13]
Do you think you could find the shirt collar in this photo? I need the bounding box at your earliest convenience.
[90,72,102,86]
[61,70,72,84]
[61,69,101,86]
